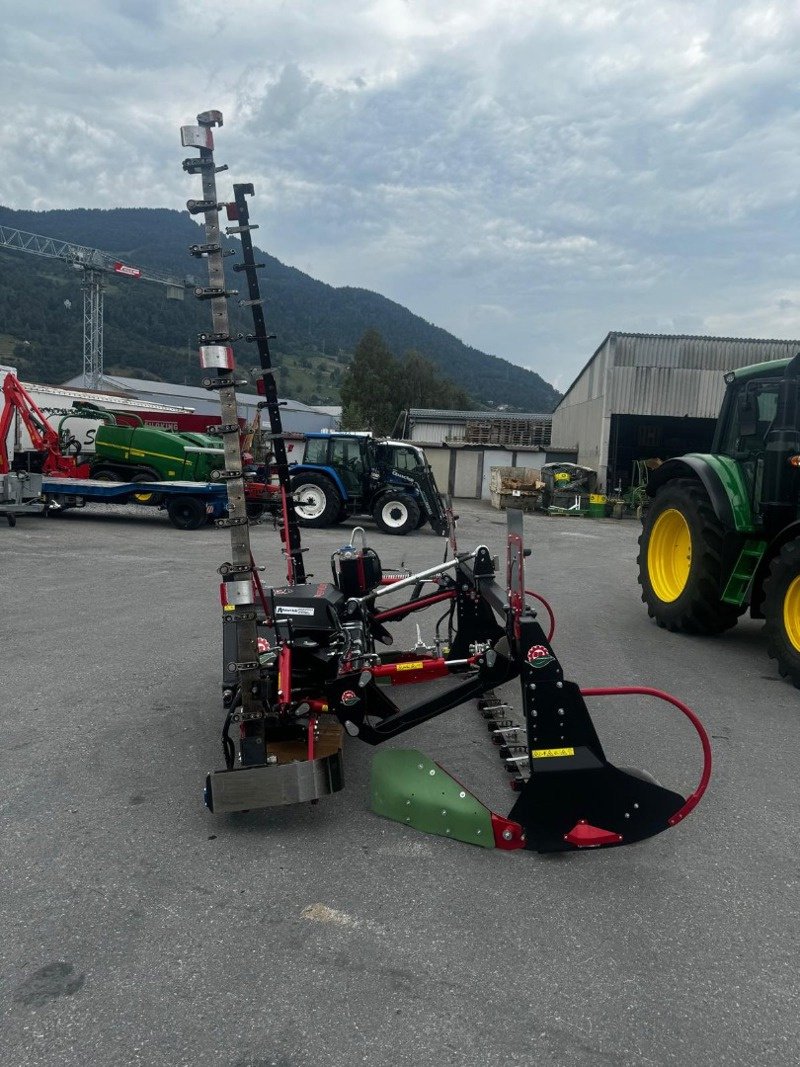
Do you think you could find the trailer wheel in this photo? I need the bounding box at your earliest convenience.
[167,495,207,531]
[373,492,420,535]
[763,539,800,688]
[637,477,741,634]
[290,473,341,527]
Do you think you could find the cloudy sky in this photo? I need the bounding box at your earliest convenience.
[1,0,799,390]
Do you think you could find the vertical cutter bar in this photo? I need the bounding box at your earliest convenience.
[506,508,525,640]
[185,113,262,719]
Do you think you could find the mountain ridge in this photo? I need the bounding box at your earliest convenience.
[0,205,561,411]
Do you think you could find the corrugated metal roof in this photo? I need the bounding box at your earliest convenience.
[62,374,326,415]
[611,333,800,371]
[28,381,193,413]
[409,408,552,422]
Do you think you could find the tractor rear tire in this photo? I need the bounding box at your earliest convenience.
[92,467,130,505]
[637,477,741,635]
[245,501,267,521]
[131,470,163,506]
[290,473,341,527]
[167,495,207,531]
[763,539,800,688]
[373,492,420,535]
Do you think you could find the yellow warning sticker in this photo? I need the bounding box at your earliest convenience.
[531,747,575,758]
[396,661,425,671]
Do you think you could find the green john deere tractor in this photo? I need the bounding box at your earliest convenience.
[638,353,800,687]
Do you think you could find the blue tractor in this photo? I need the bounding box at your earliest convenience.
[289,432,449,535]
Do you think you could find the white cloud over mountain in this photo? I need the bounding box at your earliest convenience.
[2,0,798,386]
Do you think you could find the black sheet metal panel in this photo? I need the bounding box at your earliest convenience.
[509,663,685,852]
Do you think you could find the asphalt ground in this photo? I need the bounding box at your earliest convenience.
[1,498,798,1067]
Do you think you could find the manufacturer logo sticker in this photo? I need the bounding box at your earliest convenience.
[527,645,554,668]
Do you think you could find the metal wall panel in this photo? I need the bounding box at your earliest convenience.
[409,421,452,444]
[550,395,604,469]
[419,445,451,496]
[608,367,728,419]
[453,451,481,498]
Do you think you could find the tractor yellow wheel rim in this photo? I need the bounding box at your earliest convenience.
[783,575,800,652]
[648,509,692,603]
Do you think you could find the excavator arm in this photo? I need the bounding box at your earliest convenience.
[0,373,89,476]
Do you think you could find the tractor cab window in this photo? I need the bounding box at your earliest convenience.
[381,446,423,472]
[304,437,328,465]
[328,437,365,494]
[720,380,780,457]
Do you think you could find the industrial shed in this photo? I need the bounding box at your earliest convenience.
[402,408,574,500]
[550,332,800,491]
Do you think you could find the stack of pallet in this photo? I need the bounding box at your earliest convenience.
[489,467,542,511]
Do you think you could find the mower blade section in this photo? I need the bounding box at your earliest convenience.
[371,749,514,849]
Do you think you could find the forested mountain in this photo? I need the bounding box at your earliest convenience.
[0,206,560,411]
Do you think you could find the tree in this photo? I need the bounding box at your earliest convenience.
[340,329,400,434]
[395,349,472,411]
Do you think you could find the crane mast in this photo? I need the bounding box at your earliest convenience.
[0,224,188,389]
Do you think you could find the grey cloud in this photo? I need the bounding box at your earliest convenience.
[2,0,799,385]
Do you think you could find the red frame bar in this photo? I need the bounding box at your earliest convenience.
[580,686,712,825]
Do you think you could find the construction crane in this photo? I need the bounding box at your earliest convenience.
[0,225,190,389]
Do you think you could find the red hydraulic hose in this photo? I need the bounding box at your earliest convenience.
[579,686,712,825]
[525,589,555,642]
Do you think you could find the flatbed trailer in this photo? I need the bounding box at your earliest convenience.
[41,477,229,530]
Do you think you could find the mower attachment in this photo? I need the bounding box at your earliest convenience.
[185,116,710,852]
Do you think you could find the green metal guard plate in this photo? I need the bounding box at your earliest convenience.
[371,749,495,848]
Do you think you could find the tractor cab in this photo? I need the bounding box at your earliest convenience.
[302,432,372,502]
[712,358,800,531]
[714,361,787,458]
